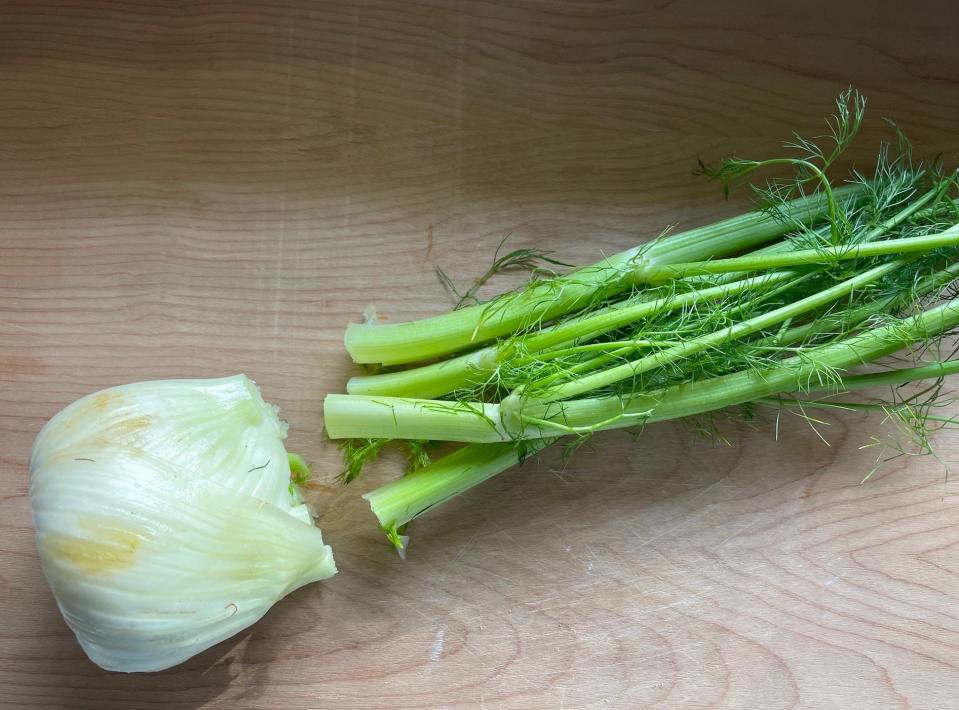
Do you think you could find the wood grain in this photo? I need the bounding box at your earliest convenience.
[2,1,959,708]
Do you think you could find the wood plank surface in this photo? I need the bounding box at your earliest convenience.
[2,2,959,708]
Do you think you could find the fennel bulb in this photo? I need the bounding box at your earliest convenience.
[29,375,335,673]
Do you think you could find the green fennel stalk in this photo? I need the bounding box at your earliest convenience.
[360,297,959,531]
[347,180,948,400]
[327,90,959,547]
[344,186,864,366]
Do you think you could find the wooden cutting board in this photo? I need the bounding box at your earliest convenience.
[3,2,959,708]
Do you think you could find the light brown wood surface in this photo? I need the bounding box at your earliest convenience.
[3,2,959,708]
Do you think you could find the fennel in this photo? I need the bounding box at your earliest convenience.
[29,376,335,672]
[326,90,959,548]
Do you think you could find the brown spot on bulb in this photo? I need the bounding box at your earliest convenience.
[42,517,149,575]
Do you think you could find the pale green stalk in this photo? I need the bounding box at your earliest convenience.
[762,255,959,350]
[637,225,959,283]
[347,271,795,398]
[532,257,912,403]
[347,182,943,398]
[362,438,555,538]
[819,359,959,390]
[360,300,959,530]
[325,296,959,444]
[345,187,864,365]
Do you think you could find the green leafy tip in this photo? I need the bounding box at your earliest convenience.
[287,452,311,485]
[286,452,311,496]
[436,232,573,310]
[337,438,387,484]
[403,439,433,473]
[384,523,405,550]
